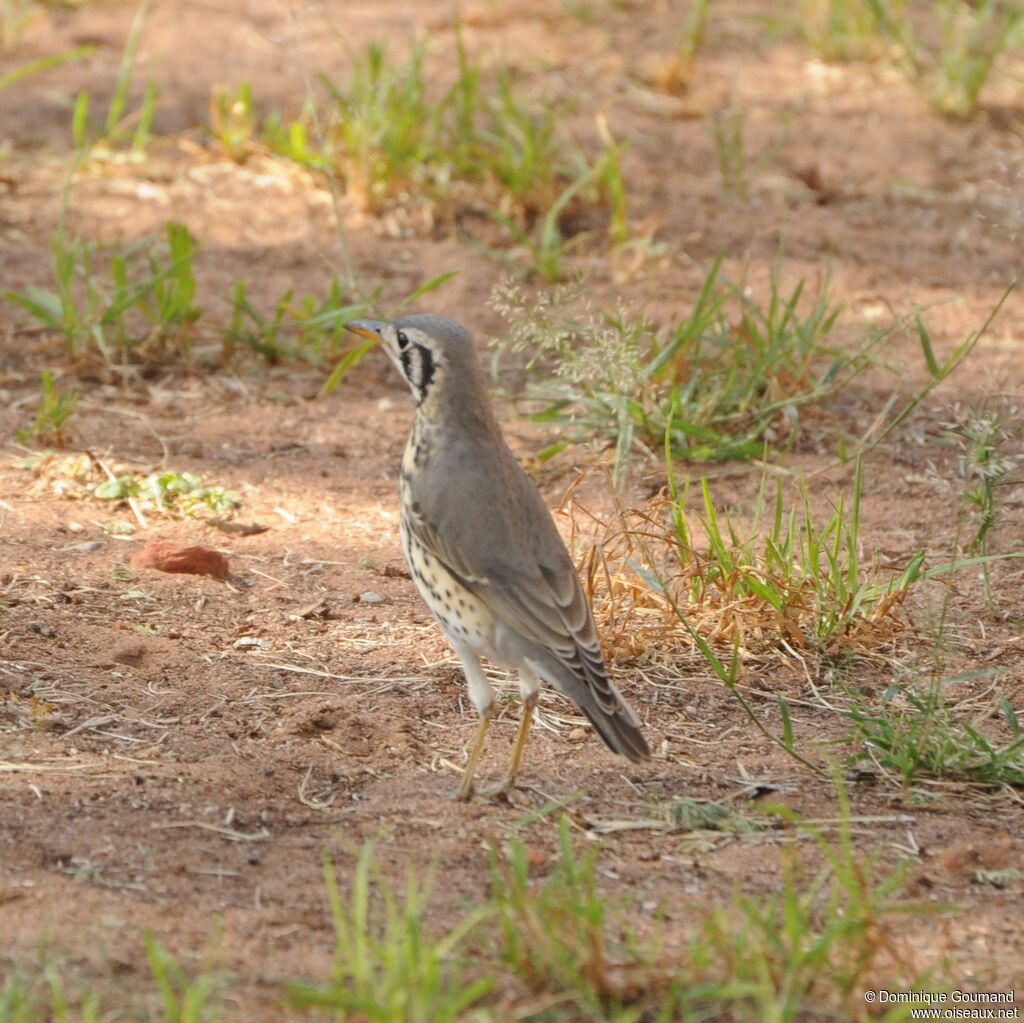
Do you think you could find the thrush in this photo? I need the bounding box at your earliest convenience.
[345,314,650,800]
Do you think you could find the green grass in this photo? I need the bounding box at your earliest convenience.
[490,800,930,1021]
[799,0,892,61]
[313,32,594,221]
[0,43,93,97]
[877,0,1024,118]
[490,256,874,475]
[942,402,1021,608]
[845,668,1024,788]
[1,938,221,1023]
[16,369,77,446]
[208,33,622,255]
[2,221,458,375]
[680,788,929,1022]
[288,845,492,1022]
[0,0,36,49]
[709,101,792,201]
[70,0,156,158]
[1,802,932,1022]
[223,276,369,366]
[4,223,201,365]
[612,456,925,666]
[799,0,1023,117]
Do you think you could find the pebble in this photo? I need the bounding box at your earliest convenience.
[130,542,230,580]
[233,637,270,651]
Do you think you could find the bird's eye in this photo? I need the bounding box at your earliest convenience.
[396,330,410,350]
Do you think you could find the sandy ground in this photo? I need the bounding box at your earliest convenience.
[1,1,1023,1018]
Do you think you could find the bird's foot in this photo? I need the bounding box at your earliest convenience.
[450,779,476,802]
[478,776,517,802]
[447,777,517,803]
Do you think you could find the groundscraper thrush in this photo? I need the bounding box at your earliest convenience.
[345,314,650,799]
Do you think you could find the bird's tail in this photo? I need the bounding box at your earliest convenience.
[536,650,651,763]
[578,684,651,763]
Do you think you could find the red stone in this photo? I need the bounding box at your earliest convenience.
[130,542,229,580]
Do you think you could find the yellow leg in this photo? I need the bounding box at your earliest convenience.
[482,692,538,798]
[455,707,493,802]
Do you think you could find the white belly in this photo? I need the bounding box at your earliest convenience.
[400,515,500,660]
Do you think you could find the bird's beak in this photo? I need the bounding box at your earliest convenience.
[344,319,388,343]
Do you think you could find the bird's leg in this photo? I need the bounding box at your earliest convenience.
[455,707,493,802]
[481,690,539,799]
[453,645,495,802]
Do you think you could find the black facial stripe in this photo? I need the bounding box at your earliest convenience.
[400,344,436,403]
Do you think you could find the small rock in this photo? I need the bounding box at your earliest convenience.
[233,636,269,651]
[130,542,229,580]
[358,590,385,605]
[66,540,105,554]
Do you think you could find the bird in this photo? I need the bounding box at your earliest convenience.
[344,314,650,800]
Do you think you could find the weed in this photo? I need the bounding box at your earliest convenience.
[138,222,202,352]
[208,80,331,170]
[879,0,1024,118]
[491,256,863,475]
[207,80,258,162]
[0,812,944,1021]
[317,41,435,209]
[71,0,156,157]
[845,667,1024,787]
[711,101,748,200]
[490,816,658,1015]
[0,0,35,49]
[661,794,762,833]
[224,276,368,366]
[603,457,922,666]
[144,932,222,1023]
[677,786,928,1021]
[493,160,606,281]
[491,798,927,1021]
[95,470,240,519]
[0,969,102,1023]
[710,100,792,201]
[0,938,218,1023]
[802,0,1022,117]
[941,402,1021,607]
[680,0,713,65]
[800,0,892,60]
[0,43,93,96]
[596,114,629,245]
[220,34,621,252]
[4,222,201,365]
[320,30,583,218]
[16,370,77,446]
[288,844,492,1021]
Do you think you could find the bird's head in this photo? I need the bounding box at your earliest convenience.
[344,314,485,415]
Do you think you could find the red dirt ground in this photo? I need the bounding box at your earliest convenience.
[1,1,1023,1019]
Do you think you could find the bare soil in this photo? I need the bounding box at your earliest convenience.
[1,1,1023,1018]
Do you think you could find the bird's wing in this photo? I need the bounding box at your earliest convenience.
[405,455,647,749]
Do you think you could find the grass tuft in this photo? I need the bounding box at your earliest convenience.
[4,223,201,366]
[800,0,1023,118]
[207,34,625,262]
[287,844,492,1022]
[491,257,865,476]
[845,668,1024,788]
[590,457,922,666]
[16,370,77,446]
